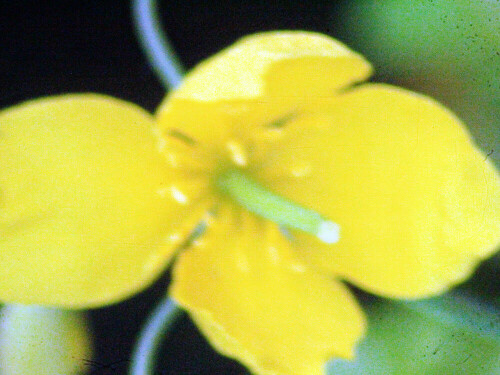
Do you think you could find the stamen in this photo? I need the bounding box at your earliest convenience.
[267,113,296,128]
[216,169,340,244]
[170,186,188,204]
[168,129,196,145]
[226,140,248,166]
[158,130,213,171]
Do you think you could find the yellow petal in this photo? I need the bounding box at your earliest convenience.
[256,84,500,299]
[156,31,371,151]
[163,31,371,102]
[170,206,365,375]
[0,94,208,308]
[155,98,299,163]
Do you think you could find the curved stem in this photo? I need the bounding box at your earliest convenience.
[129,298,184,375]
[132,0,185,90]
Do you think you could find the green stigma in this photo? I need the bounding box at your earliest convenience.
[216,168,340,244]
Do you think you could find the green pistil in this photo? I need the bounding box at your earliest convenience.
[216,169,340,244]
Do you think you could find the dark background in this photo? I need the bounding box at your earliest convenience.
[0,0,343,111]
[1,1,498,374]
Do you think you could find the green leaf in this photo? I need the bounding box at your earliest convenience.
[327,294,500,375]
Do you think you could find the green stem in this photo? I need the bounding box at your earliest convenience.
[216,169,340,243]
[132,0,185,89]
[129,298,184,375]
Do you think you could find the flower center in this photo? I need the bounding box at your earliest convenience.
[215,168,340,244]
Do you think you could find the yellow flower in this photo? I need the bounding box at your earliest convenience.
[0,31,499,375]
